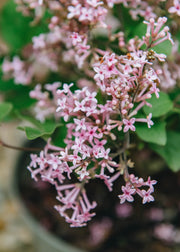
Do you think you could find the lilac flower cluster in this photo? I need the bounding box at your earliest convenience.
[23,9,176,226]
[2,0,177,227]
[119,175,157,204]
[28,75,159,226]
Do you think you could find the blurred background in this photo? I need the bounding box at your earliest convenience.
[0,2,34,251]
[0,122,34,252]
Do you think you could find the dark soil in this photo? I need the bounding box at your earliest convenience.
[15,139,180,252]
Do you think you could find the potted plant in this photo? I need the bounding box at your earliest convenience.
[0,0,180,251]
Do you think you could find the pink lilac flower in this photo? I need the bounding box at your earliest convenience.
[47,154,62,170]
[119,185,136,203]
[74,118,87,131]
[73,100,86,112]
[70,32,82,46]
[123,118,136,132]
[168,0,180,16]
[55,186,97,227]
[135,113,154,128]
[146,113,154,128]
[32,34,46,49]
[87,0,103,8]
[29,154,38,168]
[94,66,105,81]
[79,7,94,22]
[140,189,155,204]
[67,4,81,19]
[118,175,156,204]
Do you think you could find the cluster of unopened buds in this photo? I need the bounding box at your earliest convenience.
[2,0,176,227]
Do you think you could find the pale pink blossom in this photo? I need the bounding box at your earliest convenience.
[140,189,155,204]
[123,118,136,132]
[119,185,136,203]
[146,113,154,128]
[87,0,103,8]
[67,4,81,19]
[32,34,46,49]
[70,32,82,46]
[74,118,86,131]
[169,0,180,16]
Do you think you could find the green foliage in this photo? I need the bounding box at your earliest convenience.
[0,0,48,53]
[0,102,13,121]
[132,22,147,38]
[0,72,36,112]
[6,87,36,109]
[175,31,180,53]
[51,126,67,148]
[143,92,173,118]
[113,4,143,39]
[0,74,17,91]
[17,113,62,140]
[150,131,180,172]
[153,40,173,56]
[19,121,62,140]
[136,121,167,146]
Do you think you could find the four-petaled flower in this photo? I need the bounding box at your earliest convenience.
[123,118,136,132]
[169,0,180,16]
[141,189,155,204]
[119,185,136,204]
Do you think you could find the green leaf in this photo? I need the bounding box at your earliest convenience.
[22,127,42,140]
[143,92,173,118]
[133,22,147,39]
[18,115,63,140]
[51,125,67,148]
[16,112,43,128]
[40,120,62,135]
[153,40,173,56]
[136,121,167,146]
[0,102,13,121]
[150,131,180,172]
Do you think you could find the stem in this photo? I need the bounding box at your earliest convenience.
[123,131,130,150]
[0,139,42,152]
[110,131,130,159]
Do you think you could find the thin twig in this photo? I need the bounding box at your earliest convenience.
[0,139,42,152]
